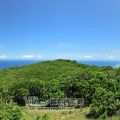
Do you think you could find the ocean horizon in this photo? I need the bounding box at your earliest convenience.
[0,60,40,69]
[0,60,120,69]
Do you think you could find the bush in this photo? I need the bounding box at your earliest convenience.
[42,113,50,120]
[0,103,22,120]
[89,87,120,118]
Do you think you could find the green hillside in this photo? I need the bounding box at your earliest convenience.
[0,59,120,119]
[0,59,89,82]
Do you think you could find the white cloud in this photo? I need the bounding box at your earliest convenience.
[36,55,43,59]
[20,55,34,59]
[83,55,93,59]
[57,43,71,48]
[108,56,116,60]
[55,54,94,60]
[0,55,8,59]
[77,55,93,60]
[105,49,120,60]
[17,54,43,59]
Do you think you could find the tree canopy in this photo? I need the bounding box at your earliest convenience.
[0,59,120,118]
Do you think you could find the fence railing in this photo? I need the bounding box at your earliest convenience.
[24,96,84,110]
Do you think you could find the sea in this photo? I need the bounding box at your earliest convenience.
[0,60,120,69]
[0,60,40,69]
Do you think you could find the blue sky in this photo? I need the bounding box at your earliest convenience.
[0,0,120,60]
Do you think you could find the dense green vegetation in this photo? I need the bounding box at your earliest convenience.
[0,59,120,119]
[21,108,120,120]
[0,103,22,120]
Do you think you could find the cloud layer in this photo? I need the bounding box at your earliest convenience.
[1,49,120,60]
[16,54,43,59]
[0,55,8,59]
[57,43,71,48]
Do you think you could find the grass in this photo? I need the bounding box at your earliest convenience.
[21,107,120,120]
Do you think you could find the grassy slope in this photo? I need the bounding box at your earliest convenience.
[0,59,91,86]
[22,108,90,120]
[21,108,120,120]
[1,60,118,119]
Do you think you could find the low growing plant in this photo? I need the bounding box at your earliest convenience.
[0,103,22,120]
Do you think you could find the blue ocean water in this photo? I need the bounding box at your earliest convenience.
[0,60,120,69]
[79,61,120,68]
[0,60,40,69]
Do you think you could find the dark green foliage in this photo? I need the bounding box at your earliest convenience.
[89,87,120,118]
[0,59,120,118]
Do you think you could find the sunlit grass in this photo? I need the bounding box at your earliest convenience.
[21,107,120,120]
[21,107,90,120]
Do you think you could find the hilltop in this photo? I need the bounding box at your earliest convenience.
[0,59,94,84]
[0,59,120,118]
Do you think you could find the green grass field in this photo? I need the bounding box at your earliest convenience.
[21,107,120,120]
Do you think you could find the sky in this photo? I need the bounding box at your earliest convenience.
[0,0,120,60]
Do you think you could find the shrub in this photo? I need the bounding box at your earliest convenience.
[42,113,50,120]
[0,103,22,120]
[89,87,120,118]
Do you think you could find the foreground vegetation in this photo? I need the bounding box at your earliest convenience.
[1,105,120,120]
[21,108,120,120]
[22,108,90,120]
[1,59,120,119]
